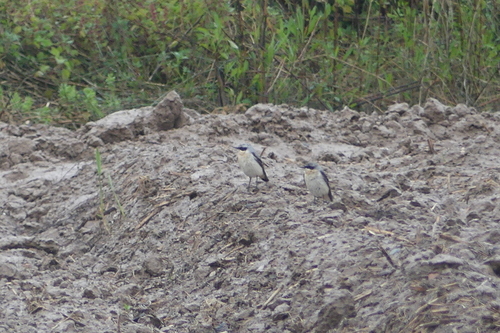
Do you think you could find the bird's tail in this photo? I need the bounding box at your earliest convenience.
[261,171,269,182]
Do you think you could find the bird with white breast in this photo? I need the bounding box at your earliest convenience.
[302,162,333,203]
[234,143,269,191]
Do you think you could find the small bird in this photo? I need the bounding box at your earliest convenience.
[302,162,333,202]
[234,143,269,190]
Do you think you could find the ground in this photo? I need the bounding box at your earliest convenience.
[1,98,500,333]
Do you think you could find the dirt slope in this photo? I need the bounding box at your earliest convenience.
[1,98,500,333]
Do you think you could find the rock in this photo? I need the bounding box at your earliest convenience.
[34,134,87,159]
[28,151,46,162]
[55,320,77,333]
[121,323,152,333]
[361,119,373,133]
[311,289,355,332]
[245,104,282,123]
[376,186,401,202]
[6,137,36,155]
[214,322,230,332]
[143,255,165,277]
[409,119,434,137]
[273,303,291,321]
[0,261,18,280]
[451,103,474,117]
[374,124,395,138]
[146,90,187,131]
[136,313,163,328]
[408,104,424,117]
[184,302,201,313]
[85,134,104,147]
[82,288,99,299]
[0,137,36,168]
[484,257,500,277]
[232,308,255,321]
[386,102,409,115]
[318,152,342,163]
[80,91,190,143]
[183,107,202,121]
[485,230,500,244]
[422,98,447,123]
[337,106,360,122]
[81,107,151,143]
[429,254,464,267]
[116,283,141,297]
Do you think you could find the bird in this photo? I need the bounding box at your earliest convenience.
[234,143,269,190]
[302,162,333,203]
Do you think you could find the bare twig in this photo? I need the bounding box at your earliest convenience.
[261,285,283,309]
[379,245,397,269]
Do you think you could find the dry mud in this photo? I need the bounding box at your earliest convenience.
[1,98,500,333]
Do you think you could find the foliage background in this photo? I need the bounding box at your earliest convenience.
[0,0,499,126]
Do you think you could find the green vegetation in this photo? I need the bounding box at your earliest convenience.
[1,0,499,125]
[95,147,124,231]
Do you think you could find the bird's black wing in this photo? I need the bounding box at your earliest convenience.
[252,152,269,181]
[320,169,333,201]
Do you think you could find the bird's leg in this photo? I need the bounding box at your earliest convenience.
[248,177,252,191]
[255,178,259,189]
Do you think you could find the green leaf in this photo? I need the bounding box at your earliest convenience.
[228,40,239,50]
[50,47,61,56]
[40,38,53,47]
[61,68,71,81]
[55,56,67,65]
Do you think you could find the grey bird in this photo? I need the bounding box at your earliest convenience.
[234,143,269,190]
[302,162,333,202]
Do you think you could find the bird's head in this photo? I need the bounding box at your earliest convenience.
[234,143,254,153]
[302,162,321,170]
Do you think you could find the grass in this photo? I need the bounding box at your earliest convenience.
[94,148,125,232]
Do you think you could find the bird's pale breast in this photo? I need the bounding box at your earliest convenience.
[304,169,330,197]
[238,151,264,178]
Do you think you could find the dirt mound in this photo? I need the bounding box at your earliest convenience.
[1,97,500,332]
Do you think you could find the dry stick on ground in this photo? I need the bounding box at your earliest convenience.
[431,215,441,240]
[354,289,372,302]
[223,244,245,258]
[403,297,441,331]
[259,147,270,168]
[260,147,266,157]
[378,244,398,269]
[51,311,85,331]
[135,207,161,230]
[261,285,283,309]
[439,233,467,243]
[364,226,413,244]
[135,190,195,230]
[202,188,238,225]
[447,173,452,193]
[415,225,422,245]
[427,138,436,154]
